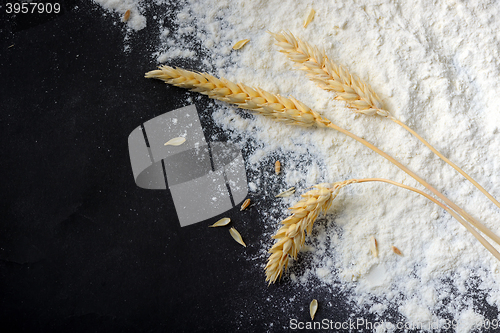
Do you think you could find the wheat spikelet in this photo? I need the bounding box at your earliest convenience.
[265,180,354,284]
[145,66,332,128]
[270,30,389,117]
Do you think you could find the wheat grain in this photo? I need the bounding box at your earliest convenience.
[370,236,378,257]
[230,227,246,247]
[275,187,296,198]
[310,299,318,320]
[275,160,281,175]
[232,39,250,50]
[164,137,186,146]
[303,9,315,28]
[240,198,251,211]
[123,9,131,22]
[392,246,402,256]
[209,217,231,227]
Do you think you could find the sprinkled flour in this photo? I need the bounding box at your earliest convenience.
[92,0,146,31]
[95,0,500,331]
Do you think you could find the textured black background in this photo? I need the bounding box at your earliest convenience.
[3,1,495,332]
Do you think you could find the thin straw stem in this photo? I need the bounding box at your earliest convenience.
[327,122,500,247]
[390,116,500,211]
[356,178,500,261]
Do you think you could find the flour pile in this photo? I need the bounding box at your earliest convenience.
[94,0,500,331]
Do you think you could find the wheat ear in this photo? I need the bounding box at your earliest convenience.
[270,30,500,213]
[265,181,354,284]
[266,178,500,283]
[269,30,388,117]
[145,66,500,254]
[145,66,332,128]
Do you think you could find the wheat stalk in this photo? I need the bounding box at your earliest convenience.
[270,30,500,213]
[145,66,500,258]
[266,178,500,283]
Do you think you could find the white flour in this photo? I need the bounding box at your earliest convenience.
[92,0,146,30]
[95,0,500,331]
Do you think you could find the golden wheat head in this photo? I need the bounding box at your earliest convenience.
[270,31,389,117]
[265,180,355,284]
[146,66,334,128]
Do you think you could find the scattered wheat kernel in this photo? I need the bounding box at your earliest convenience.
[123,9,131,22]
[310,299,318,320]
[392,246,402,256]
[370,236,378,257]
[209,217,231,227]
[275,187,295,197]
[229,227,246,247]
[275,160,281,175]
[240,198,251,211]
[232,39,250,50]
[164,137,186,146]
[303,9,315,28]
